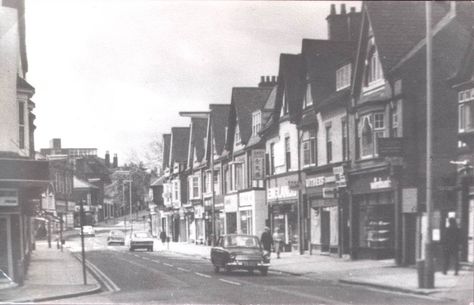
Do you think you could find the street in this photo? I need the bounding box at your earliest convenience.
[52,227,457,305]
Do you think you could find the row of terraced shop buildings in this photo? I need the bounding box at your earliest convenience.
[150,2,474,266]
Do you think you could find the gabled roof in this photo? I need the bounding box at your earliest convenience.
[274,54,305,123]
[162,134,171,170]
[229,87,273,146]
[448,29,474,86]
[246,86,277,148]
[302,39,354,111]
[170,127,190,166]
[209,104,230,156]
[364,1,447,74]
[188,117,208,166]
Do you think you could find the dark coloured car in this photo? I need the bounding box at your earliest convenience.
[129,231,154,252]
[107,230,125,245]
[210,234,270,275]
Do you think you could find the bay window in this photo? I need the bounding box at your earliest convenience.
[459,88,474,132]
[358,112,386,159]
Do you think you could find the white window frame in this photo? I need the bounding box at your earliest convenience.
[235,123,241,144]
[359,112,386,159]
[302,129,317,167]
[336,64,351,91]
[252,111,261,136]
[458,88,474,133]
[303,83,313,108]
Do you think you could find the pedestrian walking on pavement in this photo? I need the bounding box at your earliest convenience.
[273,228,283,259]
[261,227,273,254]
[160,230,167,244]
[443,217,461,275]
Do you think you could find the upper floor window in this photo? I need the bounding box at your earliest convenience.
[391,100,403,137]
[358,112,386,159]
[173,180,179,201]
[326,124,332,163]
[192,176,200,199]
[341,118,348,161]
[235,123,241,144]
[18,101,25,149]
[303,83,313,108]
[281,91,289,116]
[336,64,351,91]
[364,37,383,88]
[269,143,275,175]
[285,137,291,171]
[303,129,317,166]
[458,88,474,132]
[252,111,261,136]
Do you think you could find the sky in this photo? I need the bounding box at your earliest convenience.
[25,0,360,165]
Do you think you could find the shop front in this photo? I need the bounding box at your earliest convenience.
[204,195,225,244]
[306,172,340,255]
[224,194,238,234]
[238,190,266,236]
[349,169,396,260]
[194,205,205,244]
[267,175,299,252]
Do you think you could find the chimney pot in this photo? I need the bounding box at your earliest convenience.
[271,76,276,82]
[330,4,336,15]
[260,76,264,82]
[340,4,346,14]
[350,7,356,13]
[266,76,270,82]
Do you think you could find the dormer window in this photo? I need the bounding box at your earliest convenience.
[303,83,313,108]
[235,123,241,144]
[281,91,289,115]
[364,37,384,89]
[458,88,474,133]
[336,64,351,91]
[252,111,261,136]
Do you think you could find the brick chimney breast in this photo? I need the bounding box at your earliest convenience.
[326,3,349,41]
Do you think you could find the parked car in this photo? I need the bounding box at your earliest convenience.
[81,226,95,237]
[129,231,154,252]
[107,230,125,245]
[210,234,270,275]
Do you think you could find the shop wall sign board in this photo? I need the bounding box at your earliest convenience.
[0,189,18,206]
[370,178,392,190]
[251,149,265,180]
[378,137,405,157]
[402,188,417,213]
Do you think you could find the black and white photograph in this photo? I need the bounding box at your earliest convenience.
[0,0,473,304]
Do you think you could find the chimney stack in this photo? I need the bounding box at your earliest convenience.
[258,75,278,88]
[113,153,118,168]
[327,3,361,41]
[50,138,61,149]
[105,151,110,167]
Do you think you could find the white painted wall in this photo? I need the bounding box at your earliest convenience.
[317,108,347,166]
[265,120,299,175]
[0,8,21,154]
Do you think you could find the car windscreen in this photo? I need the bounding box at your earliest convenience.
[224,236,260,248]
[110,230,124,236]
[133,232,151,238]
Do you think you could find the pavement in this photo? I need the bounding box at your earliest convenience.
[155,240,473,301]
[0,240,101,304]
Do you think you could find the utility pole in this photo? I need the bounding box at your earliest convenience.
[79,198,87,285]
[423,0,435,289]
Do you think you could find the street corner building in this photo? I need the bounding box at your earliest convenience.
[0,0,49,284]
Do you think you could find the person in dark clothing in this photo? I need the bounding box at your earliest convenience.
[260,227,273,253]
[443,218,461,275]
[160,231,167,244]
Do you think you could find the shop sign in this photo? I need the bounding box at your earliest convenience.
[194,206,204,219]
[239,191,254,207]
[288,180,301,190]
[378,137,404,157]
[224,195,238,212]
[402,188,417,213]
[305,175,336,188]
[0,189,18,207]
[333,166,347,188]
[251,149,265,180]
[370,177,392,190]
[322,187,336,198]
[267,186,297,201]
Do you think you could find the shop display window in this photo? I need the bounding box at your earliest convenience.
[240,210,253,235]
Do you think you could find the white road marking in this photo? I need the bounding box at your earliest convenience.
[219,278,241,286]
[85,259,121,292]
[163,263,174,267]
[177,267,190,272]
[194,272,211,278]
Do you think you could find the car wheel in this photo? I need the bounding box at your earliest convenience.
[260,267,268,276]
[213,265,220,273]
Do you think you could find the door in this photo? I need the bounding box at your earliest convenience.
[321,209,330,252]
[0,216,12,278]
[226,212,237,234]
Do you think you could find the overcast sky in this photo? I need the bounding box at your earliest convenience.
[25,0,360,165]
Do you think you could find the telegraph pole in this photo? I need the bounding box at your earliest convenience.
[79,198,87,285]
[423,1,435,289]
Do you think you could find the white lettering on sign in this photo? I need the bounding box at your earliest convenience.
[267,186,297,200]
[370,177,392,190]
[305,175,337,188]
[322,187,336,198]
[239,191,255,206]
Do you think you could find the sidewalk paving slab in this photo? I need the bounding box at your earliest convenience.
[0,241,101,304]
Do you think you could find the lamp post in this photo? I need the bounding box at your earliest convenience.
[79,198,87,285]
[124,179,132,232]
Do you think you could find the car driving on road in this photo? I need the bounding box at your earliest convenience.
[129,231,154,252]
[210,234,270,275]
[107,229,125,245]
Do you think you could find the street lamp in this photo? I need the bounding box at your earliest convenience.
[124,179,132,232]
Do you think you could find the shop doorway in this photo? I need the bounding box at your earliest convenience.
[321,210,330,252]
[226,212,237,234]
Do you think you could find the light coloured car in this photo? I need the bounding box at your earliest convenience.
[107,230,125,245]
[129,231,154,252]
[81,226,95,237]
